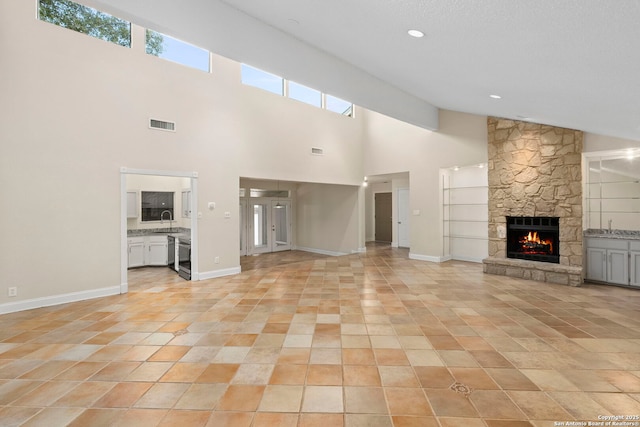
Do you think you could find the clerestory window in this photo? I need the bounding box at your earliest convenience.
[38,0,131,48]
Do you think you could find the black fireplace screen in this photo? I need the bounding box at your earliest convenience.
[506,217,559,263]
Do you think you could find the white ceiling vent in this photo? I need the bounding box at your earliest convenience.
[311,147,324,155]
[149,118,176,132]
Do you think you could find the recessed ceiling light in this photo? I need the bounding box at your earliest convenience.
[489,94,502,99]
[407,29,424,38]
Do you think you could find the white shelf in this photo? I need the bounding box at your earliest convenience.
[442,166,489,263]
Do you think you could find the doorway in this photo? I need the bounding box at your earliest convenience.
[375,192,392,242]
[120,168,198,292]
[240,197,292,255]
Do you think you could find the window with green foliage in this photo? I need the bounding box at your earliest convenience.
[38,0,131,48]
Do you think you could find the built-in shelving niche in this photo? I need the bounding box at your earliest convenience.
[441,164,489,263]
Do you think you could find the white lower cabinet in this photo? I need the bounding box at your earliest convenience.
[127,237,145,268]
[128,235,168,268]
[586,247,607,282]
[631,241,640,288]
[607,249,629,286]
[146,236,168,266]
[585,237,638,287]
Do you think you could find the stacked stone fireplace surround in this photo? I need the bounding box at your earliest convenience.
[482,117,583,286]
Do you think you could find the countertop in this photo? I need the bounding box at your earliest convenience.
[127,228,191,239]
[584,229,640,240]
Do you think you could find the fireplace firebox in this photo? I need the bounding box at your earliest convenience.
[506,216,559,263]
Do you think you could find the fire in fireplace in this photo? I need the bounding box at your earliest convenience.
[506,216,559,263]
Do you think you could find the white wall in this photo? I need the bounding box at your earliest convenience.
[295,183,361,255]
[584,133,640,153]
[0,1,366,310]
[363,110,489,260]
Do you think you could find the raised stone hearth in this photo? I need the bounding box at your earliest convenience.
[483,257,582,286]
[483,117,583,286]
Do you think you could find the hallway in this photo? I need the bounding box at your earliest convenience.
[1,245,639,426]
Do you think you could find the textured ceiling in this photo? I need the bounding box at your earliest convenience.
[88,0,640,140]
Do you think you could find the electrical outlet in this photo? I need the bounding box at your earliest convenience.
[214,257,220,264]
[7,287,17,297]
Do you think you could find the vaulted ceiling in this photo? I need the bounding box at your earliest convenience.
[87,0,640,140]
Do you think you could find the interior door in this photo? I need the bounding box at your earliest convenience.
[271,200,292,252]
[398,188,410,248]
[375,192,392,242]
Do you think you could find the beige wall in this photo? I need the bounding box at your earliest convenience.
[584,133,640,153]
[363,110,489,259]
[0,1,365,309]
[295,183,361,255]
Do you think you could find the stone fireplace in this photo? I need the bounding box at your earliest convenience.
[482,118,583,286]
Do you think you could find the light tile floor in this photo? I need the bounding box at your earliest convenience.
[1,244,640,426]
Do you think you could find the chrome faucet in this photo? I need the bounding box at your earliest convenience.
[608,219,613,233]
[161,210,173,232]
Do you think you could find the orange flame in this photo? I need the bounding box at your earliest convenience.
[520,231,553,253]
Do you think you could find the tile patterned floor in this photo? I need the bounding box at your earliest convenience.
[1,244,640,426]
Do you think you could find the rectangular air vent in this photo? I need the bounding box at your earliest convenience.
[311,147,324,155]
[149,118,176,131]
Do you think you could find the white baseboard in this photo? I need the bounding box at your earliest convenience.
[451,255,484,263]
[440,255,453,262]
[391,242,399,248]
[296,247,348,257]
[198,266,241,281]
[409,253,447,263]
[351,247,367,254]
[0,285,123,315]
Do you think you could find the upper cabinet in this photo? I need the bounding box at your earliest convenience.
[584,151,640,231]
[181,189,191,218]
[126,191,138,219]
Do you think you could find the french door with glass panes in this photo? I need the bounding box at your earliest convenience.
[244,198,291,255]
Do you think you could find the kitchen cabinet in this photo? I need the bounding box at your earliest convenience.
[127,235,167,267]
[127,237,145,268]
[127,191,138,219]
[181,190,191,218]
[585,237,635,286]
[606,249,629,286]
[631,241,640,288]
[586,247,607,282]
[146,236,168,266]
